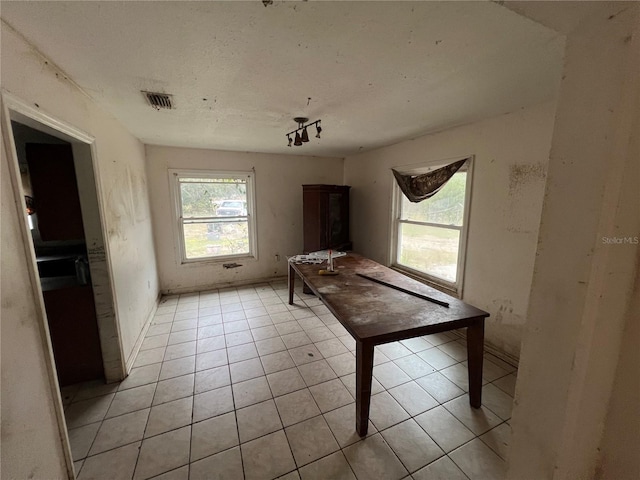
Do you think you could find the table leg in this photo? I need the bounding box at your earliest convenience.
[467,320,485,408]
[355,341,374,436]
[288,263,295,305]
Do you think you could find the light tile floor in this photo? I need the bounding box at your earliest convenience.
[63,281,517,480]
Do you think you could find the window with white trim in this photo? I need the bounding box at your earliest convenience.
[170,170,256,263]
[391,158,472,294]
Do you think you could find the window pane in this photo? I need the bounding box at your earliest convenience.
[398,223,459,283]
[183,221,249,259]
[401,172,466,226]
[180,179,247,218]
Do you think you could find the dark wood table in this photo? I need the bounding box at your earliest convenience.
[288,253,489,436]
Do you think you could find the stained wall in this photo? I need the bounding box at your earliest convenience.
[145,145,344,293]
[343,101,558,359]
[1,21,159,478]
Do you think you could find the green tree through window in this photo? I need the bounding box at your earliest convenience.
[392,160,472,293]
[171,171,256,262]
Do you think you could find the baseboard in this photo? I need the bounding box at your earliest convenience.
[124,293,161,374]
[449,329,520,368]
[161,274,289,296]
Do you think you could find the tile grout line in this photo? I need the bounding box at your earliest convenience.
[69,284,514,479]
[72,303,176,475]
[186,293,202,479]
[264,353,298,479]
[221,292,247,480]
[70,364,508,464]
[70,379,121,474]
[243,287,489,475]
[71,364,512,474]
[132,305,176,480]
[282,294,351,477]
[476,418,511,461]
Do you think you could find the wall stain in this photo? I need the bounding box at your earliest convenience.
[508,163,546,196]
[106,165,149,241]
[492,299,514,324]
[505,163,547,234]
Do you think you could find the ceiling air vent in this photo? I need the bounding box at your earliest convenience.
[142,91,173,110]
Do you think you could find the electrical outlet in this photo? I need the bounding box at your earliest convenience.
[274,254,280,262]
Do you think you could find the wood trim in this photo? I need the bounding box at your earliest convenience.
[1,90,76,480]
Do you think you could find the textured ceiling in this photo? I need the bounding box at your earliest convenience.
[1,1,565,157]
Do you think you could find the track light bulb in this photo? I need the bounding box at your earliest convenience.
[286,117,321,147]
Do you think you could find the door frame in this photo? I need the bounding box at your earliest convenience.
[1,91,125,476]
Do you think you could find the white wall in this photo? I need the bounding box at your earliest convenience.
[146,145,344,293]
[1,21,159,477]
[508,4,639,479]
[344,101,557,359]
[1,132,70,479]
[596,269,640,480]
[9,121,124,382]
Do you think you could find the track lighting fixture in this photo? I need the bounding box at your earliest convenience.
[286,117,321,147]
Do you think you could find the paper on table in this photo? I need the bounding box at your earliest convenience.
[307,250,347,260]
[288,255,324,264]
[288,250,347,264]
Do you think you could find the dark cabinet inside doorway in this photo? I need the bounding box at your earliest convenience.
[26,143,104,386]
[43,286,104,386]
[26,144,85,241]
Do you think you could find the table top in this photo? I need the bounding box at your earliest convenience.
[290,253,489,344]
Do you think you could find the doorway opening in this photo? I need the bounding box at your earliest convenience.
[3,99,125,392]
[14,121,108,386]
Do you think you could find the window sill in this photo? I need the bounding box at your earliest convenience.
[390,264,461,299]
[180,253,257,266]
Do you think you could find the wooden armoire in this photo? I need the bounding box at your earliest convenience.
[302,184,352,253]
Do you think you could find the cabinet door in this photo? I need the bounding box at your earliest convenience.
[303,185,351,252]
[26,143,85,241]
[43,285,104,386]
[303,189,326,252]
[329,192,347,246]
